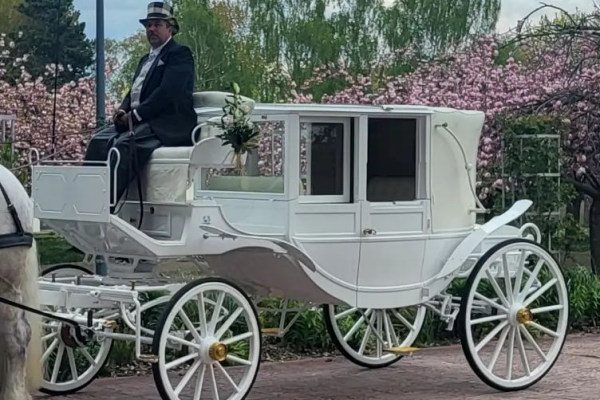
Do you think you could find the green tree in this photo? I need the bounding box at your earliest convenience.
[10,0,94,85]
[0,0,24,34]
[382,0,501,56]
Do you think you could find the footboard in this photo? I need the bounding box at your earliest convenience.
[32,163,112,223]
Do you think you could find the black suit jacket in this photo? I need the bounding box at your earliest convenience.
[120,38,197,147]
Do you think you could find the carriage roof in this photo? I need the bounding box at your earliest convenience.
[195,101,483,118]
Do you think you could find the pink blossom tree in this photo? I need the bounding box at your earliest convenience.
[0,32,115,183]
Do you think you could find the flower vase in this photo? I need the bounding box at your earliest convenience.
[232,151,247,175]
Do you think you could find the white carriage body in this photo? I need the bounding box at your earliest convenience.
[32,92,531,310]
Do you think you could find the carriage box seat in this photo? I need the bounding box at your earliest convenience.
[125,91,260,203]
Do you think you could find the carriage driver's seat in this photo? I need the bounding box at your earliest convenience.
[124,91,256,204]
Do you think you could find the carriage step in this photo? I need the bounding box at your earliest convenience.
[384,346,419,354]
[138,354,159,363]
[261,328,281,336]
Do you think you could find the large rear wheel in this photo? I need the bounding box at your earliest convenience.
[459,239,569,391]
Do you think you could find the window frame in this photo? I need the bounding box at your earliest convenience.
[298,116,352,204]
[364,114,429,204]
[196,114,289,199]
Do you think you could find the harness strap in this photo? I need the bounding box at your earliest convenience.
[0,180,25,235]
[0,180,33,248]
[128,114,144,230]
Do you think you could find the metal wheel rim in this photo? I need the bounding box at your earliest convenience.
[463,240,569,389]
[40,266,113,393]
[327,304,426,366]
[156,281,261,400]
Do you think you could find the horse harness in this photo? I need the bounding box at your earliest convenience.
[0,180,33,249]
[0,181,93,346]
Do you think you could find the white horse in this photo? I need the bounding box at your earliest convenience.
[0,164,42,400]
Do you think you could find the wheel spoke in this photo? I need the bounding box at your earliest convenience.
[531,304,564,314]
[226,354,252,366]
[215,307,244,340]
[383,311,393,347]
[342,309,372,342]
[485,269,510,308]
[475,320,509,353]
[209,364,220,400]
[516,328,531,376]
[470,314,507,326]
[42,332,57,342]
[167,334,201,349]
[215,361,241,393]
[519,259,544,301]
[42,338,59,363]
[178,309,203,344]
[193,364,207,400]
[523,278,558,308]
[175,358,201,396]
[376,312,383,359]
[527,321,559,338]
[209,292,225,336]
[222,331,254,346]
[385,312,401,347]
[502,254,514,303]
[358,313,375,356]
[335,307,358,320]
[80,347,97,366]
[513,249,526,299]
[66,347,78,380]
[474,292,509,314]
[197,292,208,339]
[392,309,417,331]
[505,327,515,380]
[165,352,199,370]
[51,344,65,384]
[487,325,510,371]
[519,325,547,361]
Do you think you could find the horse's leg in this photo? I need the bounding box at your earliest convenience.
[0,292,32,400]
[0,246,39,400]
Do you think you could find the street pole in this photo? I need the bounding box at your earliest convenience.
[96,0,105,127]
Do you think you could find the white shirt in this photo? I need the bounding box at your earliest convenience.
[130,36,172,121]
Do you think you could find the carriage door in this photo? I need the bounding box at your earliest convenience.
[356,116,430,307]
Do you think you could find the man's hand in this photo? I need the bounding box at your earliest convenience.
[113,110,130,133]
[113,109,126,123]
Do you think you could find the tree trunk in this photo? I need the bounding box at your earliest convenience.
[590,201,600,275]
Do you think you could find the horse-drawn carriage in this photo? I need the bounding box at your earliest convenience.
[28,92,568,399]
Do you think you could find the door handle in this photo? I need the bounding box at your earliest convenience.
[363,228,377,235]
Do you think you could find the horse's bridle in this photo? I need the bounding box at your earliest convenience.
[0,181,33,249]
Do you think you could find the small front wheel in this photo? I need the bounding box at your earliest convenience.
[152,277,261,400]
[39,264,114,395]
[459,239,569,391]
[323,304,426,368]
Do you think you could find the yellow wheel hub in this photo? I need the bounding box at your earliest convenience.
[516,308,533,325]
[208,342,228,362]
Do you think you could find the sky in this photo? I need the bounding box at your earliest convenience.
[72,0,599,41]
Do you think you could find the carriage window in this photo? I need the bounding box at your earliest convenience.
[300,119,350,202]
[203,120,285,193]
[367,118,417,202]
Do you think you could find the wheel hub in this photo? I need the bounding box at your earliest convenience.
[208,342,228,362]
[59,323,84,348]
[516,307,533,325]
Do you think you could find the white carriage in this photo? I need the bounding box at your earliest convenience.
[30,92,569,399]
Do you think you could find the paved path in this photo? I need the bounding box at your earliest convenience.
[34,333,600,400]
